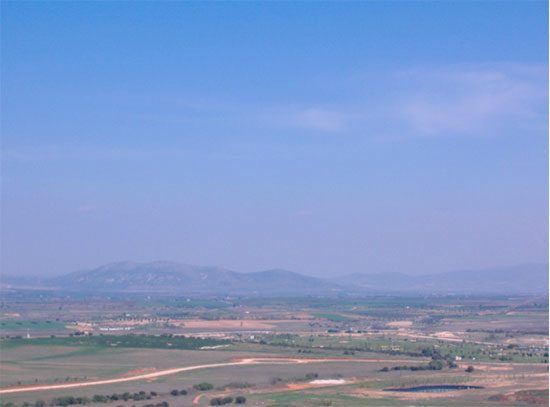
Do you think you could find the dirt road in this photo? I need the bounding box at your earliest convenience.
[0,357,413,394]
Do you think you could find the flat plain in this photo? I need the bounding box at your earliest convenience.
[0,291,547,406]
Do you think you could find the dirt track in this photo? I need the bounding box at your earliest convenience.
[0,357,414,394]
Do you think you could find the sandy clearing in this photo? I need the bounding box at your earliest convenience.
[433,331,462,340]
[504,336,549,347]
[309,379,347,385]
[386,321,413,328]
[285,379,351,391]
[174,320,277,329]
[122,368,157,377]
[468,364,513,372]
[2,313,21,318]
[0,357,416,395]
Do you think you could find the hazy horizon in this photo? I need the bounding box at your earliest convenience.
[2,259,549,281]
[2,2,548,278]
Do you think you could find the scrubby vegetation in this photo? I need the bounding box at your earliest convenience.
[380,360,445,372]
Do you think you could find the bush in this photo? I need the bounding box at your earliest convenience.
[223,382,252,389]
[92,395,109,403]
[428,360,444,370]
[235,396,247,404]
[465,365,475,373]
[209,397,233,406]
[447,359,458,368]
[194,382,214,391]
[270,377,283,385]
[179,389,188,395]
[51,397,81,406]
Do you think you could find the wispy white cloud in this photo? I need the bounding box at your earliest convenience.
[394,64,547,137]
[287,108,350,132]
[3,63,545,164]
[252,63,547,138]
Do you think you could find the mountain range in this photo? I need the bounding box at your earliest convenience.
[335,263,549,295]
[1,261,548,296]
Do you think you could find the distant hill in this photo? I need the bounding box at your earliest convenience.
[2,262,547,296]
[45,261,339,295]
[336,264,549,295]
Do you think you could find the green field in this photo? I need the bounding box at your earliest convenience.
[1,334,230,351]
[0,320,68,331]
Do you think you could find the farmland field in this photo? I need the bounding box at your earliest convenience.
[0,292,547,406]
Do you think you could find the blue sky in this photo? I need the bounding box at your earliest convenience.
[1,2,548,277]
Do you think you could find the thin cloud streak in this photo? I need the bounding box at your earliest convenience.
[2,63,546,165]
[86,63,548,139]
[395,64,547,136]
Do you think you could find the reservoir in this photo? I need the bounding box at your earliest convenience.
[384,385,484,393]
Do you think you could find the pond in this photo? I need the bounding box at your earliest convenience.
[384,385,484,393]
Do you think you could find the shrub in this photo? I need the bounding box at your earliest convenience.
[428,360,444,370]
[194,382,214,391]
[235,396,247,404]
[209,397,233,406]
[465,365,475,373]
[92,395,109,403]
[223,382,252,389]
